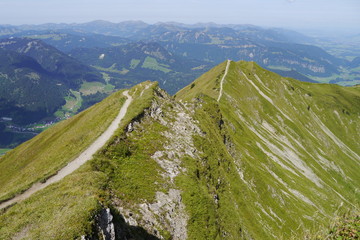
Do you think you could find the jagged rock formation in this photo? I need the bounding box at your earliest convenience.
[0,62,359,239]
[96,208,116,240]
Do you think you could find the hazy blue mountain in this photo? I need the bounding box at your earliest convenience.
[3,21,314,44]
[350,56,360,68]
[0,30,130,52]
[2,21,355,82]
[5,20,150,38]
[69,41,211,94]
[0,38,103,87]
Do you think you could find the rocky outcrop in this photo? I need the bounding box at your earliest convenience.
[114,87,205,239]
[139,189,188,239]
[81,208,116,240]
[97,208,116,240]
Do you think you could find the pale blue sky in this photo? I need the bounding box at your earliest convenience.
[1,0,359,33]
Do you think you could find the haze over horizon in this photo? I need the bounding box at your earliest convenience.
[1,0,359,35]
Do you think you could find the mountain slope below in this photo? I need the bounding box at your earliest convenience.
[0,49,66,124]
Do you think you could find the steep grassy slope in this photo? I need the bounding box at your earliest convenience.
[177,60,360,238]
[0,89,126,202]
[0,170,106,239]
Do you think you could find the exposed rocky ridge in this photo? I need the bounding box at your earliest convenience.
[106,87,204,239]
[94,208,116,240]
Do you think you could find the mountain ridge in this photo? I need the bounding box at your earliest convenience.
[0,61,359,239]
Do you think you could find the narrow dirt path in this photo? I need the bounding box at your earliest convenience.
[217,60,231,102]
[140,84,150,97]
[0,91,133,210]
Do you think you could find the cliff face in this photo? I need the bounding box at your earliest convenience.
[0,62,359,239]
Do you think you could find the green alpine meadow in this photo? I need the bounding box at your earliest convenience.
[0,61,359,239]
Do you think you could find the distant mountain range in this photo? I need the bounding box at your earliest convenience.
[0,38,106,146]
[4,29,130,52]
[1,20,357,80]
[0,20,314,43]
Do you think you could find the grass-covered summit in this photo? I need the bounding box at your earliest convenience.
[0,61,359,239]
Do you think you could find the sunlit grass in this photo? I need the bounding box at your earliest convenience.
[0,90,126,202]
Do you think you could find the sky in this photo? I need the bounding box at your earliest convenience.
[0,0,359,34]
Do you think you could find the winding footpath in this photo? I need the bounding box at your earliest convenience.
[217,60,231,102]
[0,91,133,210]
